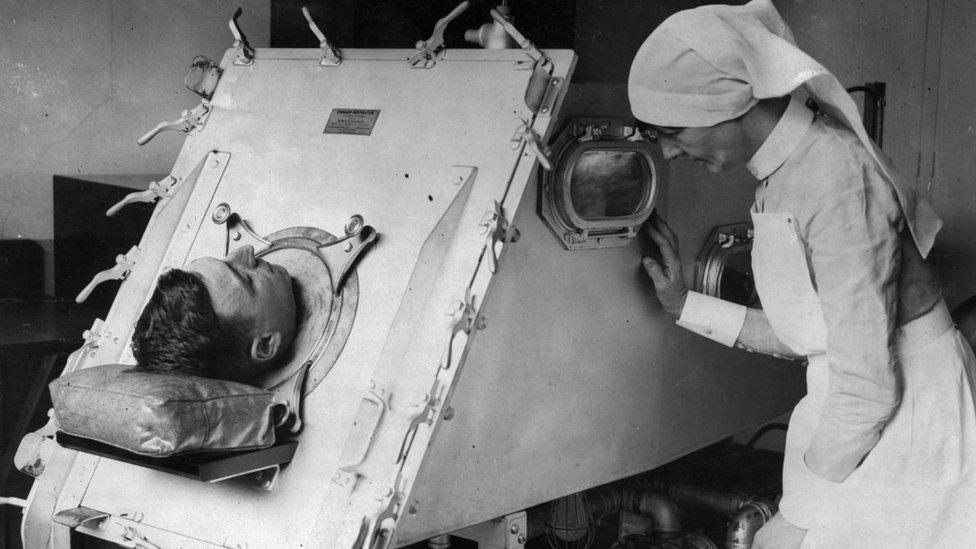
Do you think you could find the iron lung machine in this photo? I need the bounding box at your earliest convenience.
[17,9,804,549]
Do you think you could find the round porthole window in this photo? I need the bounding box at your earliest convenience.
[540,118,663,250]
[695,222,759,307]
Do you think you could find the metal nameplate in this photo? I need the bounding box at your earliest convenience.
[324,109,380,136]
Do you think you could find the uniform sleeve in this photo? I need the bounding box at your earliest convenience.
[800,159,904,482]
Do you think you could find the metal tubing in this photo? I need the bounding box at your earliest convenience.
[644,480,751,517]
[725,501,775,549]
[584,488,681,533]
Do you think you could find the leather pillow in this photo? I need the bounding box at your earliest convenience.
[51,364,283,457]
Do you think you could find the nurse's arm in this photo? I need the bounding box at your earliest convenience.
[799,162,902,483]
[736,307,802,359]
[644,215,800,359]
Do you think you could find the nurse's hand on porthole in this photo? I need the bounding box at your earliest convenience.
[643,213,688,317]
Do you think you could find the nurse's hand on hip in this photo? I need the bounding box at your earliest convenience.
[643,213,688,317]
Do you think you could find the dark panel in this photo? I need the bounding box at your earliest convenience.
[271,0,575,50]
[0,240,44,298]
[53,177,154,309]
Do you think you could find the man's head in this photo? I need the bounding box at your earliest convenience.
[132,245,297,383]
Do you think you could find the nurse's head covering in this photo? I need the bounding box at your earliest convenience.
[628,0,942,257]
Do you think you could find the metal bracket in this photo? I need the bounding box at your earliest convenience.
[441,288,476,370]
[216,208,273,256]
[454,511,528,549]
[316,215,379,296]
[271,360,311,435]
[105,175,179,217]
[136,100,211,146]
[215,207,377,296]
[511,119,552,170]
[302,7,342,66]
[408,1,470,69]
[75,246,141,304]
[229,7,255,65]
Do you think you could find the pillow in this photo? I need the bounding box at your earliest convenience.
[51,364,283,458]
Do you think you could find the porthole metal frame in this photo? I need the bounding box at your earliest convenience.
[540,118,664,251]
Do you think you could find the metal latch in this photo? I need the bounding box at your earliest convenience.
[479,200,510,274]
[441,288,477,370]
[136,100,211,146]
[511,119,552,170]
[75,246,141,303]
[408,1,470,69]
[105,175,179,216]
[302,7,342,66]
[229,7,255,65]
[489,8,560,116]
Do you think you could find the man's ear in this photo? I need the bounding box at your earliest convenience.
[250,332,283,362]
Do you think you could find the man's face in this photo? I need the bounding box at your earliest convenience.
[649,119,753,173]
[186,245,297,375]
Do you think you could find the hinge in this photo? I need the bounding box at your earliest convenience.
[511,119,552,170]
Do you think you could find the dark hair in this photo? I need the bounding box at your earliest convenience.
[132,269,249,378]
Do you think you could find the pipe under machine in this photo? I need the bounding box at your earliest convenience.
[13,4,805,548]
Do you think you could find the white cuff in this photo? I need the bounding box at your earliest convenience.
[676,291,747,347]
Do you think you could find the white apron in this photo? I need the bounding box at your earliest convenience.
[750,210,976,548]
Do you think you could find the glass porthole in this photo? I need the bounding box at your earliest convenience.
[694,222,760,308]
[540,118,663,250]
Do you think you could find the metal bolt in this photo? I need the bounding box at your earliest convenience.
[510,524,519,535]
[212,203,231,224]
[517,534,526,544]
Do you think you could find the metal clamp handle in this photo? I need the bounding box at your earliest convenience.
[409,1,470,68]
[105,176,178,216]
[136,101,210,146]
[229,7,255,65]
[301,7,342,66]
[75,246,140,303]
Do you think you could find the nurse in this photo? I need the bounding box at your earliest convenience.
[629,0,976,547]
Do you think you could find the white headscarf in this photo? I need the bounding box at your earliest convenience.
[628,0,941,257]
